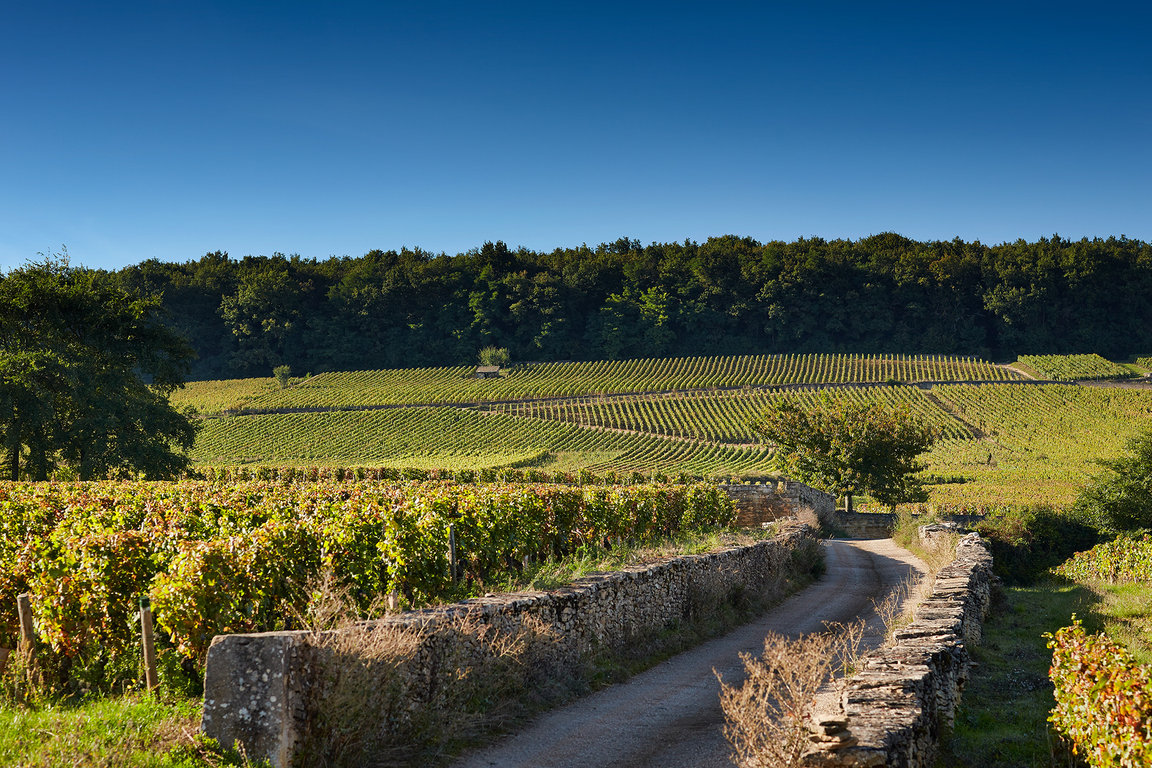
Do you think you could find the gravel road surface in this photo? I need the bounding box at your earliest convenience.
[452,538,926,768]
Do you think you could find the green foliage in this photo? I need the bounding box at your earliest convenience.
[1048,617,1152,767]
[0,254,196,480]
[0,479,733,685]
[1074,426,1152,531]
[975,505,1101,584]
[1017,353,1134,381]
[272,365,292,389]
[113,235,1152,381]
[750,393,938,506]
[476,346,509,368]
[1053,535,1152,583]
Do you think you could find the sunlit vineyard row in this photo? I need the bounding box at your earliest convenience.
[1137,357,1152,369]
[917,384,1152,510]
[0,480,733,672]
[933,384,1152,460]
[484,385,972,444]
[1016,353,1133,381]
[168,376,280,413]
[174,353,1022,414]
[191,407,775,477]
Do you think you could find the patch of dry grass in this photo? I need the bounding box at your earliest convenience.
[295,572,566,767]
[716,621,865,768]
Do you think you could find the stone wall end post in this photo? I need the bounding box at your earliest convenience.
[201,631,311,768]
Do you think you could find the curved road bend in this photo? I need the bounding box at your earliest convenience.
[452,539,927,768]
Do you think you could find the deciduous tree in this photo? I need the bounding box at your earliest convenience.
[0,253,197,479]
[751,394,938,509]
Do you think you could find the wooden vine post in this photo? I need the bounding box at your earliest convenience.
[139,596,158,691]
[448,523,459,584]
[17,593,34,650]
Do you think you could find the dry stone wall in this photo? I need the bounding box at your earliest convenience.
[201,522,821,767]
[834,512,987,539]
[804,533,997,767]
[722,481,835,527]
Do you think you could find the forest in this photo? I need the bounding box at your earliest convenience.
[109,233,1152,380]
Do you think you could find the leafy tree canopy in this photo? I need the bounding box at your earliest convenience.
[477,346,510,368]
[1074,426,1152,532]
[112,234,1152,380]
[751,394,939,507]
[0,253,197,480]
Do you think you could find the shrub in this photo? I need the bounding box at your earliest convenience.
[1074,426,1152,532]
[1048,617,1152,766]
[975,505,1100,584]
[1052,534,1152,583]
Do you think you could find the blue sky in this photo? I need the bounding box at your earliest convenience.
[2,1,1149,272]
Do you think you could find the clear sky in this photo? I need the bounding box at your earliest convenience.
[2,1,1149,272]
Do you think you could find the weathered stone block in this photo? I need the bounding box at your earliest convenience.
[201,631,311,768]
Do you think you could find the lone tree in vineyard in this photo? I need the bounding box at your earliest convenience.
[0,253,197,480]
[751,394,938,510]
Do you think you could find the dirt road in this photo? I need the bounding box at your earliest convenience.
[453,538,926,768]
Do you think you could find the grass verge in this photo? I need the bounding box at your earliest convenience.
[941,582,1093,768]
[0,694,258,767]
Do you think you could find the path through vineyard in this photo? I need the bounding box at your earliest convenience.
[451,539,926,768]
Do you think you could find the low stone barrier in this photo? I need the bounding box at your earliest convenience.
[722,481,835,528]
[835,511,898,539]
[201,522,821,767]
[834,512,987,539]
[803,533,996,767]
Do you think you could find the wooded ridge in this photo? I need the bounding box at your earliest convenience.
[108,233,1152,380]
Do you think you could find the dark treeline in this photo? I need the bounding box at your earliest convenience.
[111,233,1152,380]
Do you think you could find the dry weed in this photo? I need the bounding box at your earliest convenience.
[823,618,867,676]
[919,531,960,572]
[794,505,822,530]
[717,621,863,768]
[872,573,936,642]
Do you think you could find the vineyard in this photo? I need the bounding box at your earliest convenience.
[1015,354,1134,381]
[485,385,972,444]
[167,376,282,414]
[171,350,1152,510]
[920,384,1152,509]
[191,407,776,477]
[1053,535,1152,583]
[0,479,733,685]
[174,353,1022,415]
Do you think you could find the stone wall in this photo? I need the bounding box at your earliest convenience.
[804,533,997,767]
[201,523,821,767]
[835,511,898,539]
[834,512,987,539]
[722,481,836,528]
